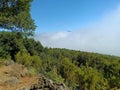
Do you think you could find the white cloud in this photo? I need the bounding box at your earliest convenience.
[35,5,120,56]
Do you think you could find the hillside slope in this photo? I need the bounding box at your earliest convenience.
[0,61,66,90]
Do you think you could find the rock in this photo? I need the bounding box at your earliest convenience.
[0,63,67,90]
[29,75,67,90]
[5,77,19,85]
[4,60,14,66]
[20,68,28,77]
[8,64,29,78]
[18,87,30,90]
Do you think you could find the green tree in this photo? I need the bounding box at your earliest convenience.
[0,0,36,36]
[24,38,43,56]
[0,31,24,60]
[103,60,120,89]
[59,58,78,89]
[15,49,41,70]
[77,66,109,90]
[45,66,64,83]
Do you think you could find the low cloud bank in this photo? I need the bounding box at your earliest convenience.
[35,5,120,56]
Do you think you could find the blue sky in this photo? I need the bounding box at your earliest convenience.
[31,0,120,33]
[32,0,120,56]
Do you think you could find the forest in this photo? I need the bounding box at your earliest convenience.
[0,31,120,90]
[0,0,120,90]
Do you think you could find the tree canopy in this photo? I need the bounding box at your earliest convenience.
[0,0,36,36]
[0,1,120,90]
[0,31,120,90]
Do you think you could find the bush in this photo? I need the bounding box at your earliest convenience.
[45,67,64,83]
[15,49,41,71]
[28,67,37,76]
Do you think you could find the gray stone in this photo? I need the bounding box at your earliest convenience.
[18,87,30,90]
[5,77,19,84]
[29,76,67,90]
[4,60,14,66]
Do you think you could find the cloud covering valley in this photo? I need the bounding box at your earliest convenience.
[35,5,120,56]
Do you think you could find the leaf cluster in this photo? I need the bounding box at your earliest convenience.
[0,32,120,90]
[0,0,36,36]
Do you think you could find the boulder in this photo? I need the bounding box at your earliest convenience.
[4,77,19,85]
[4,60,14,66]
[29,75,67,90]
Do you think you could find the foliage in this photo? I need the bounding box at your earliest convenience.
[0,0,119,89]
[24,38,43,56]
[0,31,42,72]
[45,67,64,83]
[40,48,120,90]
[0,32,120,90]
[59,58,78,89]
[76,66,108,90]
[0,0,36,36]
[15,49,41,70]
[28,67,37,76]
[0,31,24,60]
[0,58,5,66]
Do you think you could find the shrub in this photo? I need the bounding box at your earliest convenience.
[15,49,41,71]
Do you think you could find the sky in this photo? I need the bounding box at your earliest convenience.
[31,0,120,56]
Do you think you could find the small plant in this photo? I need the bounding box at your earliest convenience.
[28,67,37,76]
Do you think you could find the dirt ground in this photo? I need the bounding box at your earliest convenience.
[0,64,38,90]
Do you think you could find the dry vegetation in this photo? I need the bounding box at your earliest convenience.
[0,63,38,90]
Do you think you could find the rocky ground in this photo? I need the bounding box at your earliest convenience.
[0,60,67,90]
